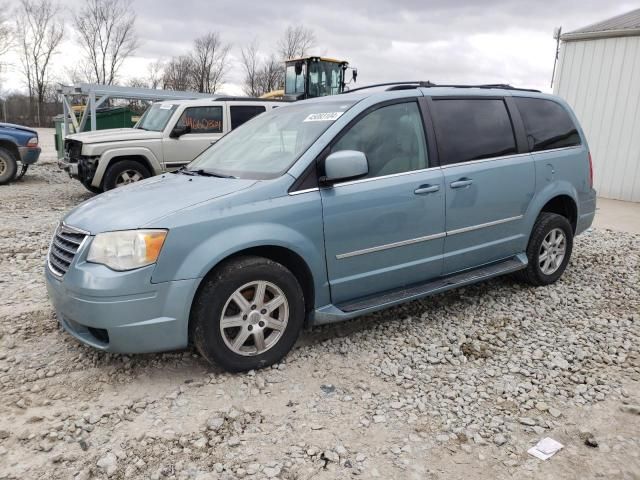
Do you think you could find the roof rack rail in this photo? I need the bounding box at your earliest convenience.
[344,81,541,94]
[210,96,284,102]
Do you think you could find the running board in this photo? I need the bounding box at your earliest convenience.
[313,255,527,325]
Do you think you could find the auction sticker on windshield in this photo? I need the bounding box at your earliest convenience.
[304,112,344,122]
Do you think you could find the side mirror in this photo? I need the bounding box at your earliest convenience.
[321,150,368,184]
[295,61,303,76]
[170,125,191,138]
[352,69,358,83]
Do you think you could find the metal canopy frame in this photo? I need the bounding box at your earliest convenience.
[56,83,214,139]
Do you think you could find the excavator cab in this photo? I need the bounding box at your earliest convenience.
[284,57,355,101]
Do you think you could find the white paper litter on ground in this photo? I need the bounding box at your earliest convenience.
[527,437,564,460]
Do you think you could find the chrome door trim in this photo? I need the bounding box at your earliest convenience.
[446,214,524,236]
[336,232,446,259]
[440,152,530,169]
[335,215,524,259]
[333,167,441,188]
[288,187,320,196]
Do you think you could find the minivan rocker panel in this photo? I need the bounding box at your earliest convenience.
[46,86,596,371]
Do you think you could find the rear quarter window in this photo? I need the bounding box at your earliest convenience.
[230,105,267,129]
[514,97,581,152]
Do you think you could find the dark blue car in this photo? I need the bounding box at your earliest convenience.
[0,122,41,184]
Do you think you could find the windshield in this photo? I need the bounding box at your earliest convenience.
[309,61,344,97]
[188,100,356,179]
[135,103,178,132]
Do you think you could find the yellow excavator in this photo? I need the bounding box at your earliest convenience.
[261,56,357,101]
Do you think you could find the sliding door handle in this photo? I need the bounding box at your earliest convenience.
[414,184,440,195]
[450,178,473,189]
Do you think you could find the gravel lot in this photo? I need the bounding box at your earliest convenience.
[1,138,639,479]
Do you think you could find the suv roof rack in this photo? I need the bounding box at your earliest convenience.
[345,81,541,94]
[210,96,284,102]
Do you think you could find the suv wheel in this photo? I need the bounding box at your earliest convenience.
[518,212,573,286]
[191,256,305,372]
[0,148,18,185]
[103,160,150,191]
[82,183,103,194]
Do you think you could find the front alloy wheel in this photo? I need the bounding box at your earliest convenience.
[191,256,305,372]
[115,169,144,186]
[220,280,289,356]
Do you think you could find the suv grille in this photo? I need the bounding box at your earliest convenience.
[48,224,89,277]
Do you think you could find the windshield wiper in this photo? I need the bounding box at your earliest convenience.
[179,168,236,178]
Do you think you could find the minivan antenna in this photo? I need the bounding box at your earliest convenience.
[551,26,562,89]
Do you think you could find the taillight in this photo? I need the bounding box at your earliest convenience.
[27,137,38,147]
[588,152,594,188]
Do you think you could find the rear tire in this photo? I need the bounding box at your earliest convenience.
[102,160,150,191]
[0,148,18,185]
[191,256,305,372]
[517,212,573,286]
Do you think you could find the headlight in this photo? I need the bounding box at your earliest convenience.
[87,230,167,271]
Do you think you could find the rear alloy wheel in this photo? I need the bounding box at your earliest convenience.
[103,160,150,191]
[191,256,305,372]
[517,212,573,286]
[0,147,18,185]
[538,228,567,275]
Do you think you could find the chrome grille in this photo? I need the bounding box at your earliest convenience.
[48,224,88,277]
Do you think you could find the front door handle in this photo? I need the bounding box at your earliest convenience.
[414,184,440,195]
[450,178,473,189]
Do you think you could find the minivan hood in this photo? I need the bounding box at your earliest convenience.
[63,173,257,233]
[67,128,162,144]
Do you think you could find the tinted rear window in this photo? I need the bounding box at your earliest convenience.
[430,99,517,165]
[230,105,267,129]
[514,97,581,152]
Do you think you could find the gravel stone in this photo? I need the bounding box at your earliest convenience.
[0,146,639,478]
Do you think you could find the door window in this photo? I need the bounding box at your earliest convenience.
[430,99,517,165]
[331,101,428,179]
[514,97,581,152]
[230,105,266,129]
[175,106,223,133]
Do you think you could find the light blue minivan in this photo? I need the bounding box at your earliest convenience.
[46,83,596,371]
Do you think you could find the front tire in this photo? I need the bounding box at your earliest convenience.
[0,148,18,185]
[191,256,305,372]
[102,160,150,191]
[518,212,573,286]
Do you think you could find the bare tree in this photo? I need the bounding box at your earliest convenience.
[0,3,12,60]
[240,40,260,96]
[190,32,231,93]
[147,60,164,90]
[240,41,284,97]
[74,0,139,85]
[162,56,195,91]
[64,62,94,85]
[257,54,284,94]
[16,0,64,125]
[278,25,315,60]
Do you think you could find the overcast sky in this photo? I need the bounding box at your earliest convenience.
[0,0,637,95]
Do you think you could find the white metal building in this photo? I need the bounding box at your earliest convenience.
[554,8,640,202]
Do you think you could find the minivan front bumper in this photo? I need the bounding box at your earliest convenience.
[45,262,200,354]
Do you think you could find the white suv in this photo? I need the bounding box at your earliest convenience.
[59,97,284,192]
